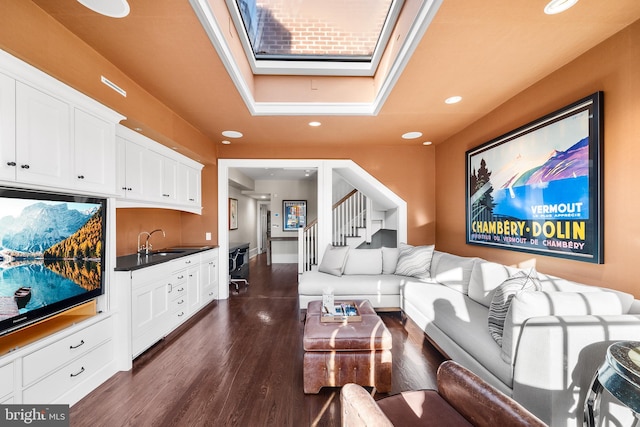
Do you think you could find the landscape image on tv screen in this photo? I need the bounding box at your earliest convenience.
[0,190,105,334]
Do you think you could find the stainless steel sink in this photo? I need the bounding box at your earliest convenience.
[151,249,187,256]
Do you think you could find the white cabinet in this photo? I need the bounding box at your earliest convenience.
[0,51,124,195]
[15,82,70,188]
[161,155,178,202]
[116,125,203,214]
[126,250,217,358]
[200,249,219,304]
[0,314,115,406]
[187,265,201,314]
[73,109,116,194]
[0,72,16,182]
[0,361,14,403]
[130,263,173,358]
[177,162,201,206]
[117,136,146,199]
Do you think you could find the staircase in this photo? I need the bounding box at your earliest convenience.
[299,190,395,272]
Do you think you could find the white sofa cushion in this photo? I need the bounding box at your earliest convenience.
[381,247,399,274]
[403,280,513,387]
[429,251,479,294]
[318,245,349,276]
[344,248,383,275]
[468,261,522,307]
[298,271,403,297]
[501,291,625,364]
[394,243,434,279]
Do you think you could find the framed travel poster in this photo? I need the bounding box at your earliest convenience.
[283,200,306,231]
[466,92,603,263]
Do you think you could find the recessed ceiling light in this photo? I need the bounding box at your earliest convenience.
[133,127,142,132]
[221,140,231,145]
[309,121,321,127]
[402,131,423,140]
[77,0,130,18]
[544,0,579,15]
[423,141,433,146]
[445,96,462,104]
[222,130,243,138]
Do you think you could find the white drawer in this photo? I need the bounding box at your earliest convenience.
[170,282,187,300]
[23,339,113,404]
[23,317,112,386]
[173,254,199,269]
[172,270,187,284]
[170,295,187,311]
[0,361,14,398]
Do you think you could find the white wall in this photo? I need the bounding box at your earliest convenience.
[228,186,258,255]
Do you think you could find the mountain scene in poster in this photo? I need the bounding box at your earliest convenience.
[0,201,102,317]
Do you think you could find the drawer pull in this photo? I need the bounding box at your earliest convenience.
[178,312,185,317]
[70,367,85,378]
[6,161,16,166]
[178,299,184,304]
[70,340,85,349]
[185,260,192,264]
[177,275,184,280]
[177,287,184,292]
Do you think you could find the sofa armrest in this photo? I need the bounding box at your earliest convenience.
[340,383,393,427]
[512,314,640,426]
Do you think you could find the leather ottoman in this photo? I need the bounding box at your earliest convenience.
[303,300,392,394]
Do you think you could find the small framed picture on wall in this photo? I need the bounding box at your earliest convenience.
[229,198,238,230]
[283,200,306,231]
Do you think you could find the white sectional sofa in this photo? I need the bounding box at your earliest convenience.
[298,245,640,427]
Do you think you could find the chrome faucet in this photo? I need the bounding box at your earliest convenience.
[137,229,166,254]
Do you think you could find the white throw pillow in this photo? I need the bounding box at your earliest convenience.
[487,269,541,346]
[394,243,435,279]
[381,247,399,274]
[343,248,383,275]
[318,245,349,277]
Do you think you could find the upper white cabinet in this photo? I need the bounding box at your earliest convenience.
[15,82,70,188]
[73,109,116,194]
[0,72,16,182]
[177,161,201,207]
[0,49,125,196]
[116,125,203,214]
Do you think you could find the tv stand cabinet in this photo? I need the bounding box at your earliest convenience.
[0,304,117,405]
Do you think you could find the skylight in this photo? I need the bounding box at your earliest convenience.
[228,0,404,76]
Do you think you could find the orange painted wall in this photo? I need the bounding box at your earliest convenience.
[219,144,436,245]
[436,20,640,297]
[0,1,218,257]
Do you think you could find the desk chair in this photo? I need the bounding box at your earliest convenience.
[229,248,249,292]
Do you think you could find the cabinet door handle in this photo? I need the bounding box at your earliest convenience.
[70,367,86,378]
[168,283,173,293]
[20,164,30,169]
[77,175,85,179]
[6,161,16,166]
[70,340,85,349]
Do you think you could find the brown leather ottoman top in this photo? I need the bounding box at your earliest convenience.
[304,300,392,352]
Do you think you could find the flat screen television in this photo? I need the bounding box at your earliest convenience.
[0,187,107,337]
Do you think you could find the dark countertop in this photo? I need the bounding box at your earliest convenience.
[115,245,218,271]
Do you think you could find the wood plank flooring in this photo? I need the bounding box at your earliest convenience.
[69,254,445,426]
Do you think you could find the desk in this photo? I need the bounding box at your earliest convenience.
[229,242,249,280]
[266,236,297,265]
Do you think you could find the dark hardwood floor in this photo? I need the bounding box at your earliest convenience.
[69,253,445,426]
